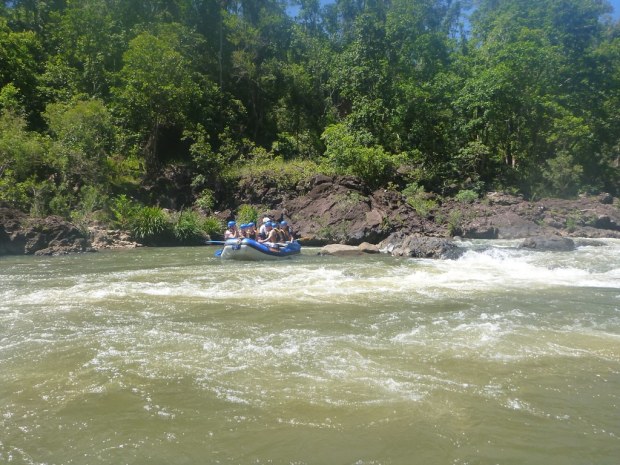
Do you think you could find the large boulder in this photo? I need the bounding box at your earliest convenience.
[492,212,547,239]
[440,193,620,240]
[0,207,93,256]
[88,225,142,249]
[519,236,575,251]
[277,176,434,246]
[319,244,365,256]
[281,175,382,245]
[318,243,380,256]
[378,232,463,259]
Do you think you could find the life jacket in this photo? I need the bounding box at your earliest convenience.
[279,227,291,242]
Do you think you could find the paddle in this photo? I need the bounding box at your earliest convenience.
[205,240,226,245]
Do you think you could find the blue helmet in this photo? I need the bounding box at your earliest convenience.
[227,221,236,228]
[280,221,287,226]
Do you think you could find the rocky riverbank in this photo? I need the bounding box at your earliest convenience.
[0,207,93,256]
[247,175,620,257]
[1,175,619,257]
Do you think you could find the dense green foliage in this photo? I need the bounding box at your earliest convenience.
[1,0,619,221]
[110,194,222,243]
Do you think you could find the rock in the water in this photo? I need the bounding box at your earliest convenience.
[319,244,364,256]
[519,236,575,251]
[358,242,380,254]
[378,233,463,259]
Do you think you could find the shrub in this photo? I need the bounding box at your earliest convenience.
[402,182,437,217]
[203,216,223,237]
[542,151,583,198]
[455,189,478,204]
[48,190,73,217]
[70,185,108,230]
[172,210,205,242]
[110,194,138,229]
[321,123,403,188]
[130,206,169,241]
[447,210,463,236]
[236,204,258,225]
[0,106,50,213]
[194,188,215,212]
[44,99,114,187]
[231,156,323,191]
[565,216,577,232]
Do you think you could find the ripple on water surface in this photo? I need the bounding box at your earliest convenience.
[1,241,619,464]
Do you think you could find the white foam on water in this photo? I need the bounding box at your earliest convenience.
[439,246,619,290]
[2,241,619,419]
[3,240,619,309]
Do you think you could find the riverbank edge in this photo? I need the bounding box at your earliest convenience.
[2,175,620,257]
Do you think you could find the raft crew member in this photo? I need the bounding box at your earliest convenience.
[246,222,257,240]
[239,223,249,238]
[224,221,239,239]
[272,222,285,243]
[279,221,293,242]
[258,221,273,243]
[259,217,271,236]
[264,221,282,246]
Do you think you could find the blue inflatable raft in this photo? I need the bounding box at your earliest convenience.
[215,238,301,261]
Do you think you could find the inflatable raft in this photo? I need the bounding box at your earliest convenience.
[216,238,301,261]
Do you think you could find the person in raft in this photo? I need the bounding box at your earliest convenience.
[224,221,239,239]
[265,221,284,248]
[258,217,271,237]
[263,221,285,245]
[260,222,285,250]
[279,221,294,241]
[257,220,273,243]
[246,222,258,240]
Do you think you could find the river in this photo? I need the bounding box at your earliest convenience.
[1,239,619,464]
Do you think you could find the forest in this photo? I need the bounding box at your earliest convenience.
[1,0,620,239]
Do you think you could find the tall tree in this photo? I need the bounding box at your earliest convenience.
[44,98,115,188]
[385,0,461,180]
[0,16,42,121]
[112,25,202,176]
[456,0,616,194]
[41,0,125,100]
[225,0,292,145]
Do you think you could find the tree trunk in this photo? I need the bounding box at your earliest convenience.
[144,123,160,179]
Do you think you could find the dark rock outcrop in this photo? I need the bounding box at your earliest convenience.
[0,208,93,256]
[437,193,620,240]
[378,232,463,259]
[519,236,576,251]
[141,165,194,210]
[266,176,434,246]
[240,176,620,257]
